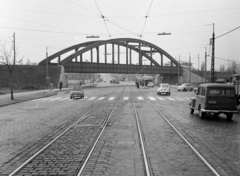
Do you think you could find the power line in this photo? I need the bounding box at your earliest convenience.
[105,20,139,37]
[94,0,111,37]
[0,7,97,18]
[215,25,240,39]
[0,26,87,35]
[140,0,154,38]
[67,0,99,17]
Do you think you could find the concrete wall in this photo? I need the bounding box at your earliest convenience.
[0,65,66,89]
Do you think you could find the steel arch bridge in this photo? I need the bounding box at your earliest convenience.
[39,38,182,83]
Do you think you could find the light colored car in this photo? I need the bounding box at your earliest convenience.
[147,82,154,88]
[157,84,170,95]
[178,83,194,91]
[70,86,84,99]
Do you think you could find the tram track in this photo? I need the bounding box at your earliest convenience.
[6,87,125,176]
[135,88,221,176]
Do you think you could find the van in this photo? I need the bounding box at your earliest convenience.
[189,83,238,120]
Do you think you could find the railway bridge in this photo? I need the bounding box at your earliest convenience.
[38,38,183,84]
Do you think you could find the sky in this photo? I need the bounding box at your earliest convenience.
[1,0,240,71]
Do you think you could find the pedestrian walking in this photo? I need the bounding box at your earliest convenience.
[59,81,63,91]
[50,81,53,91]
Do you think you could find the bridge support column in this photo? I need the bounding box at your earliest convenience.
[105,44,107,63]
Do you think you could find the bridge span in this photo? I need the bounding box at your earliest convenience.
[38,38,183,84]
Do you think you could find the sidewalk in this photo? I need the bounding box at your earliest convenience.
[0,87,71,107]
[0,84,99,107]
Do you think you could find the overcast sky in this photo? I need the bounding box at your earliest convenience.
[1,0,240,70]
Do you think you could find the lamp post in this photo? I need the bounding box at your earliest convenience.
[210,23,215,83]
[46,47,50,89]
[158,32,171,35]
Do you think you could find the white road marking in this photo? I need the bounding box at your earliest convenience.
[31,98,45,101]
[59,97,69,101]
[166,97,176,101]
[88,97,97,100]
[183,97,191,100]
[41,97,54,101]
[109,97,115,100]
[98,97,105,100]
[148,97,156,101]
[157,97,166,100]
[138,97,144,100]
[49,97,62,101]
[123,97,129,100]
[175,97,185,101]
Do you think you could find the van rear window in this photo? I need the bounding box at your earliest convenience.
[208,88,235,96]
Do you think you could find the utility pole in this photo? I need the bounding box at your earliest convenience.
[178,55,180,85]
[46,47,49,89]
[189,53,191,83]
[211,23,215,83]
[205,47,207,83]
[198,53,199,72]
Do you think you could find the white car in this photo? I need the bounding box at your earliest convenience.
[157,84,170,95]
[177,83,194,91]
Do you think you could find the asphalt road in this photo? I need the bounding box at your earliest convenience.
[0,85,240,175]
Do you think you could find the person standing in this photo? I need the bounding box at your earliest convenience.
[50,81,53,91]
[59,81,63,91]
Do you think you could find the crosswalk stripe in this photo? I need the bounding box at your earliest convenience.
[183,97,191,100]
[157,97,166,100]
[123,97,129,100]
[98,97,105,100]
[109,97,115,100]
[41,98,53,101]
[175,97,185,101]
[31,98,45,101]
[138,97,144,100]
[50,97,62,101]
[59,97,69,101]
[149,97,156,101]
[88,97,96,100]
[166,97,175,101]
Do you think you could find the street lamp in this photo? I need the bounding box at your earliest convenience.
[158,32,171,35]
[86,35,99,38]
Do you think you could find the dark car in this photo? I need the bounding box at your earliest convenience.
[189,83,238,120]
[70,86,84,99]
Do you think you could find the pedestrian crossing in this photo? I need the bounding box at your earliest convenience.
[31,96,191,102]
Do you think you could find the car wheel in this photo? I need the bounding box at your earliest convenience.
[226,113,233,120]
[178,89,180,91]
[168,92,170,96]
[198,107,205,119]
[190,88,193,91]
[70,97,72,99]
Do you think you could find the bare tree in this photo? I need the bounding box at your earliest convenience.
[0,35,23,100]
[227,61,239,74]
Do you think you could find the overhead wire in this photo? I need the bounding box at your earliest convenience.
[140,0,154,38]
[215,25,240,39]
[93,0,111,37]
[67,0,99,17]
[0,7,97,18]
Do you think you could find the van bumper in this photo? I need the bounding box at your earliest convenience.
[201,109,238,113]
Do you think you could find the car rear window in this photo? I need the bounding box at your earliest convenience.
[161,85,169,88]
[208,88,235,97]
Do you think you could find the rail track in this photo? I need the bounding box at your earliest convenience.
[4,85,231,175]
[7,87,125,176]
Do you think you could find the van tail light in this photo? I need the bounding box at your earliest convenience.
[208,100,217,104]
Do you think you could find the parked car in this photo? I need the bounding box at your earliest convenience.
[147,82,154,88]
[189,83,238,120]
[178,83,194,91]
[70,86,84,99]
[157,84,170,95]
[216,79,226,84]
